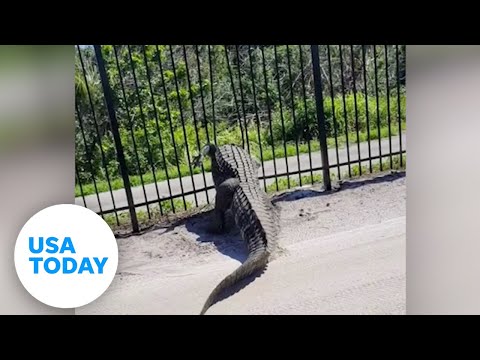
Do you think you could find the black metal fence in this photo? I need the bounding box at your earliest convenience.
[75,45,406,233]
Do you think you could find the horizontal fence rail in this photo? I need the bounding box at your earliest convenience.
[75,44,406,233]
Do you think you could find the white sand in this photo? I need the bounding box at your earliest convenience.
[76,172,406,315]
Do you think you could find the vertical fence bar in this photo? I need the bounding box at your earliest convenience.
[75,104,103,216]
[183,45,210,204]
[362,45,373,173]
[225,46,245,148]
[299,45,314,185]
[339,45,352,178]
[169,45,199,208]
[208,45,217,145]
[83,44,402,234]
[385,45,393,168]
[261,45,279,191]
[247,46,267,191]
[235,45,251,154]
[373,45,383,171]
[286,45,303,186]
[77,45,119,225]
[310,45,331,191]
[274,45,291,189]
[350,45,362,174]
[94,45,139,233]
[141,45,175,213]
[195,45,211,144]
[113,46,151,216]
[127,45,162,218]
[396,45,403,167]
[326,45,341,180]
[155,45,188,211]
[75,166,87,207]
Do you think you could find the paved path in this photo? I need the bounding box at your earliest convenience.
[76,133,406,214]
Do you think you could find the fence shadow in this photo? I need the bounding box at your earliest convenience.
[271,170,406,204]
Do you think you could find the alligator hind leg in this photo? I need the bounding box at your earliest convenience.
[208,178,240,234]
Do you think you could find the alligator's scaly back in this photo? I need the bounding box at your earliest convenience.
[196,144,280,315]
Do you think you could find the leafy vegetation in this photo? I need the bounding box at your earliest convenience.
[76,45,406,202]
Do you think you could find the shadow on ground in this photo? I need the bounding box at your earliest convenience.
[271,170,406,204]
[184,210,247,263]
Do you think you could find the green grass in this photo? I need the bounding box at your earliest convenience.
[75,122,406,198]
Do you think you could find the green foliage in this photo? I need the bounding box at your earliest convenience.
[75,45,406,197]
[269,92,405,145]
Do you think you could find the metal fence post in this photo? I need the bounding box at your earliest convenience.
[94,45,140,233]
[310,45,332,191]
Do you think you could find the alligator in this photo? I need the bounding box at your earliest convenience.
[192,143,280,315]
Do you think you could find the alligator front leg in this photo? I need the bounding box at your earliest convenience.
[208,177,240,234]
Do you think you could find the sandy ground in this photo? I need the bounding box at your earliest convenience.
[76,171,406,315]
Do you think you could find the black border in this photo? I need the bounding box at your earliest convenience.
[0,15,462,44]
[3,4,480,44]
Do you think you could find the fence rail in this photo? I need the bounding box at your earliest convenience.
[75,44,406,233]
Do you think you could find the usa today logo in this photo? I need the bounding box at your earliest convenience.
[14,204,118,309]
[28,237,108,275]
